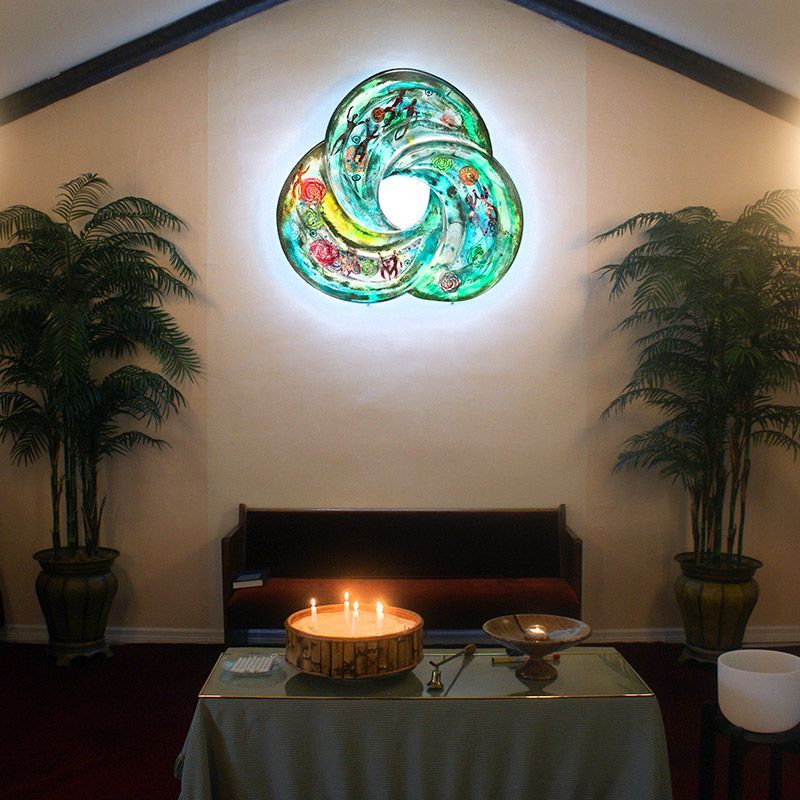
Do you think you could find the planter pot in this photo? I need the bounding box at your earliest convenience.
[718,648,800,733]
[674,552,762,663]
[34,547,119,666]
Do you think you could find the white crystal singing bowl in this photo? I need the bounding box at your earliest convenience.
[717,648,800,733]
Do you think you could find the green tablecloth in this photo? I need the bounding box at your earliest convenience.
[177,646,672,800]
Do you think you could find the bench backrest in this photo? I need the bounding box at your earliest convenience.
[242,508,562,579]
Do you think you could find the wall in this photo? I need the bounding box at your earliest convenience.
[205,0,587,567]
[1,0,798,643]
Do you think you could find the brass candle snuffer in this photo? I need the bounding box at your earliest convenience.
[427,643,477,692]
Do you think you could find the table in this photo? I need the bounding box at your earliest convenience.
[176,646,672,800]
[699,701,800,799]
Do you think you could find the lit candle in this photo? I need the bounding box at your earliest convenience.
[525,624,548,641]
[351,600,359,634]
[343,591,350,623]
[376,601,384,633]
[310,598,317,629]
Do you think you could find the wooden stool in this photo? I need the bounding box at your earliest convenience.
[699,701,800,799]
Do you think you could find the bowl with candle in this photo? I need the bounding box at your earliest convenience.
[285,597,424,680]
[482,613,591,681]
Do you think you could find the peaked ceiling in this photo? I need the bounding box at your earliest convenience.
[583,0,799,98]
[0,0,797,107]
[0,0,215,98]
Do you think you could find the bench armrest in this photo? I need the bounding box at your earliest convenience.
[557,504,583,618]
[221,504,247,644]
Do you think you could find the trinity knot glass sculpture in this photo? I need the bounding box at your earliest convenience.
[277,68,523,303]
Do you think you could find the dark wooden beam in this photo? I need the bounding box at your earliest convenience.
[0,0,289,125]
[1,0,798,127]
[509,0,800,126]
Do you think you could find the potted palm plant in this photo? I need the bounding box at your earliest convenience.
[0,174,200,665]
[597,190,800,661]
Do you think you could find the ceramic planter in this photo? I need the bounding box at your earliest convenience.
[674,552,762,663]
[34,547,119,666]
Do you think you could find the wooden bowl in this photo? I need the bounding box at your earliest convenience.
[482,613,591,681]
[285,604,423,680]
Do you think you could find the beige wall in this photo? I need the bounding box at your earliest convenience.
[1,0,798,641]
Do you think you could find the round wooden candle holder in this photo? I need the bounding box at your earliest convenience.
[285,603,424,679]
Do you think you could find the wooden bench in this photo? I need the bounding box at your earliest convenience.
[221,505,582,645]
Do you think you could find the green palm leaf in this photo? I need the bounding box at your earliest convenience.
[84,196,184,236]
[0,205,52,240]
[740,189,800,221]
[52,174,110,225]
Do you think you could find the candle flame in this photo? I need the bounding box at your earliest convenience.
[376,601,384,614]
[353,600,359,612]
[344,591,349,601]
[311,598,316,608]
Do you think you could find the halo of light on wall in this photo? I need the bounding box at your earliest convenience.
[276,68,523,303]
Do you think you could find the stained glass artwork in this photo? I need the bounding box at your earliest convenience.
[277,69,523,303]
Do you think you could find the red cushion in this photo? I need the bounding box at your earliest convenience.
[227,577,580,631]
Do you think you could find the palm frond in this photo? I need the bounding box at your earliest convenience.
[614,426,702,478]
[100,430,168,456]
[750,404,800,429]
[100,365,186,418]
[750,429,800,456]
[84,248,194,301]
[83,196,184,238]
[40,302,91,388]
[0,205,53,241]
[740,190,800,222]
[593,211,675,242]
[0,391,50,465]
[97,303,201,382]
[52,174,110,225]
[669,206,719,225]
[97,231,195,282]
[602,386,688,418]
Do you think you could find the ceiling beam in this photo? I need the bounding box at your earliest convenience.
[1,0,798,127]
[0,0,289,125]
[510,0,800,126]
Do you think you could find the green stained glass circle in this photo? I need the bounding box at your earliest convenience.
[277,68,523,303]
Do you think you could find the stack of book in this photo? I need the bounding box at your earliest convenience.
[232,570,265,589]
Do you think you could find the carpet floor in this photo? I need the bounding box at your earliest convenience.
[0,640,797,799]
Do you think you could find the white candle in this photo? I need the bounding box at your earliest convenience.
[351,600,359,634]
[376,601,384,633]
[310,598,317,629]
[525,624,548,641]
[343,591,350,623]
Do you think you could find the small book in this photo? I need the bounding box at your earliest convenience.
[232,570,265,589]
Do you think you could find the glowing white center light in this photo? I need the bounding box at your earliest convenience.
[378,174,430,229]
